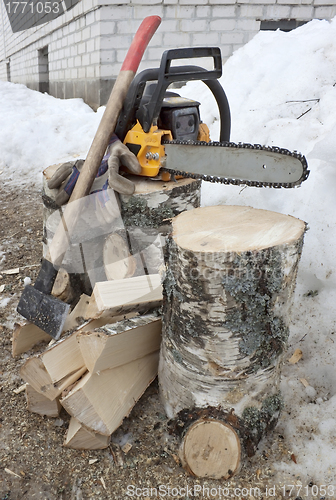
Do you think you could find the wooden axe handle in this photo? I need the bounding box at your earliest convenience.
[70,15,162,203]
[48,16,161,266]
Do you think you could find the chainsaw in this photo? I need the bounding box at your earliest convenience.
[115,47,309,188]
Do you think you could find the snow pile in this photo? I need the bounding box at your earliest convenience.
[0,16,336,484]
[0,82,102,185]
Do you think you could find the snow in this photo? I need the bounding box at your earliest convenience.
[0,82,103,186]
[1,16,336,485]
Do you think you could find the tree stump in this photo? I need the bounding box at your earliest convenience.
[159,205,306,421]
[119,175,201,234]
[119,175,201,276]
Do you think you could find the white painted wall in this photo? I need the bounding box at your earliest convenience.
[0,0,335,107]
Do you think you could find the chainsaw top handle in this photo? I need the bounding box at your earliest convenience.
[115,47,231,143]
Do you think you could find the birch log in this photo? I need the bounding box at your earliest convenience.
[119,176,201,276]
[179,419,241,479]
[119,176,201,233]
[159,205,306,420]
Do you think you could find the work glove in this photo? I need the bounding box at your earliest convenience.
[48,159,86,206]
[107,136,142,195]
[47,134,142,205]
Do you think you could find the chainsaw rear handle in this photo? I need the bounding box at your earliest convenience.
[116,47,231,142]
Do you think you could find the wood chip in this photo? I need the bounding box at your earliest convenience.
[13,383,28,394]
[100,477,107,490]
[300,378,309,387]
[288,348,303,364]
[2,268,20,275]
[121,442,132,455]
[0,285,5,293]
[89,459,98,465]
[5,468,21,478]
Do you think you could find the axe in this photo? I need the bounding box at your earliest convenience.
[17,16,161,339]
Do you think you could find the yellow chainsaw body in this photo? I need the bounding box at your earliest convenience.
[123,122,172,178]
[123,120,210,181]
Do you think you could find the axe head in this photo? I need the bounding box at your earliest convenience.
[17,285,70,340]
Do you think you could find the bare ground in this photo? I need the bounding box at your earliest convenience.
[0,186,299,500]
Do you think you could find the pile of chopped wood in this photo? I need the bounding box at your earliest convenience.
[12,169,201,452]
[13,274,162,450]
[11,166,306,479]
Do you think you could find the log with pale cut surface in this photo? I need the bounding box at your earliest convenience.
[103,232,137,280]
[51,268,74,303]
[60,351,159,436]
[12,322,51,358]
[26,384,62,418]
[85,273,162,319]
[179,419,241,479]
[77,313,161,374]
[159,205,306,419]
[64,417,110,450]
[20,356,87,401]
[12,294,91,358]
[119,175,201,233]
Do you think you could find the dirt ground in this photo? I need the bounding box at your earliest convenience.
[0,186,299,500]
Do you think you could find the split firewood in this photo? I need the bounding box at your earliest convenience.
[85,274,162,320]
[159,205,306,418]
[60,351,159,435]
[64,417,110,450]
[20,356,87,401]
[75,311,138,333]
[179,419,241,479]
[62,293,91,332]
[103,233,137,280]
[51,268,74,304]
[26,384,62,417]
[12,294,91,358]
[40,332,85,384]
[19,328,88,401]
[77,313,161,373]
[12,322,51,357]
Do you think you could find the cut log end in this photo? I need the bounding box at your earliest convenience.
[180,419,241,480]
[103,233,137,280]
[172,205,306,253]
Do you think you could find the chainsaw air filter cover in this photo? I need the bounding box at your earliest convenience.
[158,94,201,142]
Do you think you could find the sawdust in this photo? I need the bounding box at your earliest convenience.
[0,186,299,499]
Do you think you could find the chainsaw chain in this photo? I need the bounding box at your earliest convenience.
[161,140,310,188]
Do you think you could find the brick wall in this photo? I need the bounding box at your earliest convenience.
[0,0,335,108]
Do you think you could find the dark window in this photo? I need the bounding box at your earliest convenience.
[6,61,10,82]
[260,19,308,32]
[38,46,49,94]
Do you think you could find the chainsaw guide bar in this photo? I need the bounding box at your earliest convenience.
[162,140,310,188]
